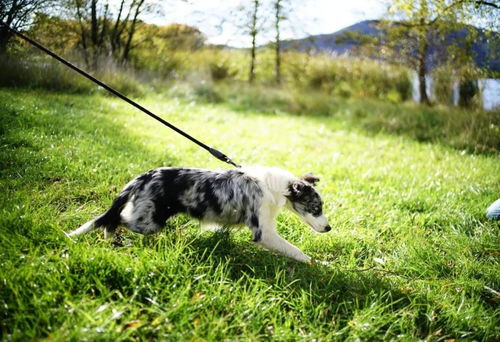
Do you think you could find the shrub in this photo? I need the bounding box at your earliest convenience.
[0,54,94,93]
[0,53,145,96]
[285,53,412,101]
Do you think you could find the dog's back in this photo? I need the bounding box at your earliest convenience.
[68,167,266,237]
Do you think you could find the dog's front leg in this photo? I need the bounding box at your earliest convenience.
[257,230,311,264]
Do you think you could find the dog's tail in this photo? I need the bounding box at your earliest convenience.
[66,178,140,238]
[66,218,97,237]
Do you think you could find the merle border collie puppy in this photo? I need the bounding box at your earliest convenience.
[67,166,330,263]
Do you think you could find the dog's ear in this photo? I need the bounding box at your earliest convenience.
[302,172,320,186]
[288,180,305,198]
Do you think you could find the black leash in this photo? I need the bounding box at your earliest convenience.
[0,20,240,168]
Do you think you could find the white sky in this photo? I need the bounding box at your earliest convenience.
[147,0,391,47]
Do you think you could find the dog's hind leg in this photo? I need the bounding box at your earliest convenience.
[103,227,116,239]
[120,199,171,235]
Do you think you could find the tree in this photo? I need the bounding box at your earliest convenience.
[27,13,81,53]
[249,0,259,83]
[63,0,152,69]
[273,0,282,84]
[381,0,445,104]
[359,0,465,104]
[149,23,205,51]
[121,0,146,62]
[370,0,499,105]
[220,0,263,82]
[0,0,52,53]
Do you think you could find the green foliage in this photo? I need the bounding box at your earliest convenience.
[183,81,499,154]
[287,53,412,101]
[133,48,413,102]
[208,59,237,81]
[6,15,413,104]
[0,54,93,93]
[432,65,455,105]
[0,54,145,96]
[459,79,480,108]
[147,23,206,51]
[0,88,499,340]
[432,59,488,109]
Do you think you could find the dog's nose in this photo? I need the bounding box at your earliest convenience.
[324,225,331,232]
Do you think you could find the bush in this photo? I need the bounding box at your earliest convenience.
[433,66,456,105]
[285,53,411,101]
[186,81,499,154]
[209,60,237,81]
[132,47,412,103]
[0,54,94,93]
[0,53,145,96]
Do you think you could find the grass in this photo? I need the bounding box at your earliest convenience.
[0,87,499,341]
[172,81,500,154]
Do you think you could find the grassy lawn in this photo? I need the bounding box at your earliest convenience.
[0,88,499,341]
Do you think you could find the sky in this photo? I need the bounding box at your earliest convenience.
[148,0,391,47]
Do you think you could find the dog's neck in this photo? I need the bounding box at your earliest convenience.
[242,166,295,207]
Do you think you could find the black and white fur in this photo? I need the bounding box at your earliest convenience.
[67,166,330,263]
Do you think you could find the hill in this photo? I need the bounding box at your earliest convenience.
[281,20,499,72]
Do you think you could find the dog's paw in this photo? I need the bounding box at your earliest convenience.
[201,223,224,232]
[311,259,332,267]
[112,235,133,248]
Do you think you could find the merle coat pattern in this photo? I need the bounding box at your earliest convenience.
[68,166,330,263]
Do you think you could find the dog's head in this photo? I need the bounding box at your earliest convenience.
[286,173,330,233]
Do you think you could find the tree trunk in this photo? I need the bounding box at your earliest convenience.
[110,0,126,55]
[0,0,18,54]
[274,0,282,84]
[90,0,99,69]
[98,3,109,52]
[248,0,259,83]
[417,55,430,105]
[0,27,12,54]
[122,0,144,63]
[75,0,90,68]
[417,27,430,105]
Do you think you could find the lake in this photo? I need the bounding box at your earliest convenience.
[411,75,500,111]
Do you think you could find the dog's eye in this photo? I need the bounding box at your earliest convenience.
[312,206,322,215]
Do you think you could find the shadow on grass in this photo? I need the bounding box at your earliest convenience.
[137,229,435,338]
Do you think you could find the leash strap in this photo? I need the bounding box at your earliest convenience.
[0,20,240,168]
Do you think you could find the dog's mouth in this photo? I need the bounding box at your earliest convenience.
[303,214,331,233]
[310,223,331,233]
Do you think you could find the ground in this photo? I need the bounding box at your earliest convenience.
[0,88,498,341]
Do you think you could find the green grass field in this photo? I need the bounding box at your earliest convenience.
[0,88,499,341]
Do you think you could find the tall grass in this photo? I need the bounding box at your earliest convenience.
[0,54,147,96]
[1,48,498,154]
[168,81,499,154]
[131,47,412,101]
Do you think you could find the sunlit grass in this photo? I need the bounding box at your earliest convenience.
[0,88,499,340]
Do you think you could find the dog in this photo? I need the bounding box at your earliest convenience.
[67,166,330,263]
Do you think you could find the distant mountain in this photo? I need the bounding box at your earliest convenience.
[280,20,499,72]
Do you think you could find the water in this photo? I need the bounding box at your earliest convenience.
[480,79,500,111]
[411,74,500,111]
